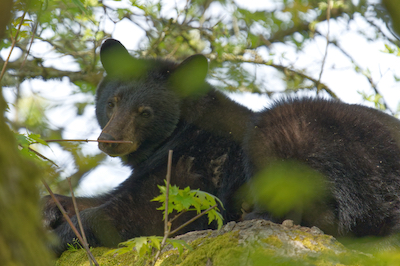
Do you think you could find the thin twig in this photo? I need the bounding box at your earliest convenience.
[27,146,59,167]
[20,4,42,70]
[316,0,332,93]
[27,139,132,168]
[365,74,394,115]
[169,204,218,236]
[67,177,93,266]
[41,178,99,265]
[0,11,27,82]
[152,150,173,266]
[168,209,188,224]
[164,150,173,233]
[327,39,393,114]
[44,139,133,144]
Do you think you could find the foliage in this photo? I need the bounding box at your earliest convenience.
[16,133,48,153]
[106,181,223,261]
[152,182,224,229]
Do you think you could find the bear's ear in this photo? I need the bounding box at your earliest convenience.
[100,39,146,78]
[170,54,209,96]
[100,39,131,75]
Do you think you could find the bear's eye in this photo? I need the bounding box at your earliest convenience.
[141,110,151,118]
[107,102,114,109]
[139,107,153,118]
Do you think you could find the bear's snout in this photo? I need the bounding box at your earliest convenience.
[98,132,119,154]
[98,132,116,143]
[97,131,138,156]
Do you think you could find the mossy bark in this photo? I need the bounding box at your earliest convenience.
[0,2,53,265]
[55,220,399,266]
[0,81,54,265]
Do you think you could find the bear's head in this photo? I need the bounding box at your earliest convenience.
[95,39,208,163]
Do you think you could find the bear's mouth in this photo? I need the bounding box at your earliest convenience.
[98,140,139,157]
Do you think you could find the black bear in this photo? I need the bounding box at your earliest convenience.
[42,39,400,256]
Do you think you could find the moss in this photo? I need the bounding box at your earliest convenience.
[55,233,242,266]
[55,227,400,266]
[161,231,241,266]
[55,247,147,266]
[291,230,344,253]
[261,235,283,248]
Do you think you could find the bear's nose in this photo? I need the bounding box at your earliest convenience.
[98,132,116,147]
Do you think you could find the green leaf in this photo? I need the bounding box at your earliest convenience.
[16,134,30,147]
[148,236,162,250]
[152,181,224,230]
[134,237,149,257]
[166,238,192,254]
[28,133,48,146]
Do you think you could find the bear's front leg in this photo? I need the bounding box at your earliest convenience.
[49,205,123,256]
[42,194,109,230]
[48,191,165,256]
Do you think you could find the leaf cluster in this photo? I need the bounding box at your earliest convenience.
[152,182,224,229]
[16,132,48,159]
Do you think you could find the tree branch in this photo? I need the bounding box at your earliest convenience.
[1,57,103,86]
[214,53,338,98]
[169,204,218,236]
[266,5,346,45]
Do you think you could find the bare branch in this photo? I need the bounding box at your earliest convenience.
[316,0,332,93]
[27,146,59,167]
[152,150,173,266]
[67,177,93,266]
[168,209,188,224]
[328,37,394,114]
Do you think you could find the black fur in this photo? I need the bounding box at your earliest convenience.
[42,39,400,255]
[244,98,400,236]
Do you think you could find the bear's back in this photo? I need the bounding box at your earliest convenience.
[244,98,400,236]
